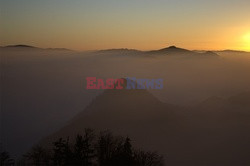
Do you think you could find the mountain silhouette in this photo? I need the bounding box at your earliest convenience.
[97,48,143,55]
[38,79,182,162]
[147,46,219,56]
[216,49,248,53]
[1,45,73,52]
[1,45,220,56]
[6,44,36,48]
[38,87,250,165]
[202,51,219,56]
[148,45,193,55]
[94,46,219,57]
[4,45,38,49]
[41,78,177,140]
[2,44,249,54]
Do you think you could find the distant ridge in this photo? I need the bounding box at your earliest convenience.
[155,45,193,53]
[1,45,74,52]
[147,45,194,55]
[96,46,219,57]
[96,48,143,56]
[5,44,37,48]
[46,47,72,51]
[98,48,140,52]
[202,51,218,56]
[146,45,219,56]
[194,49,249,53]
[1,44,248,54]
[216,49,248,53]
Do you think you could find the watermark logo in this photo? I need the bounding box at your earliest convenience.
[86,77,163,90]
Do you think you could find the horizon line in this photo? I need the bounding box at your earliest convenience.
[1,44,249,53]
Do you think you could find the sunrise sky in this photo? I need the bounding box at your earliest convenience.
[1,0,250,51]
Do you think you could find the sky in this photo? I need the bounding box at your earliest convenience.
[1,0,250,51]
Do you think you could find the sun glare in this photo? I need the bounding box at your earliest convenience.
[243,33,250,51]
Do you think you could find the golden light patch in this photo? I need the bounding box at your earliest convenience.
[242,33,250,51]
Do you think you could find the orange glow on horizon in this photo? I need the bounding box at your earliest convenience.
[242,33,250,51]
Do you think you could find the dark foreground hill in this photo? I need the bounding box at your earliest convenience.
[38,82,250,166]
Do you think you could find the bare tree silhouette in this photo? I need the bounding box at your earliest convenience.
[0,150,15,166]
[25,145,51,166]
[22,128,164,166]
